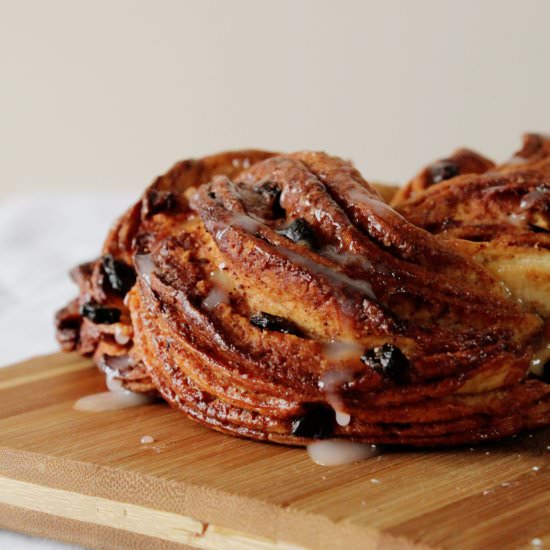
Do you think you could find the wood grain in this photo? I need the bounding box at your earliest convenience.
[0,353,548,550]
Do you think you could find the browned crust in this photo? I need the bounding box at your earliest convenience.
[391,148,495,205]
[393,134,550,241]
[55,144,550,447]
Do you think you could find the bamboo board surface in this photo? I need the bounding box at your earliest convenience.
[0,353,548,550]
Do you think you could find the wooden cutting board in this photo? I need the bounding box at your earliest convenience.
[0,353,548,550]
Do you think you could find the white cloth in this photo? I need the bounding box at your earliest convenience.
[0,532,81,550]
[0,193,134,366]
[0,193,135,549]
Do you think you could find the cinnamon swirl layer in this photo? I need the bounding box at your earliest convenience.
[56,148,549,446]
[393,134,550,319]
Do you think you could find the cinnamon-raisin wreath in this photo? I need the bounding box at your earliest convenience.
[56,138,550,446]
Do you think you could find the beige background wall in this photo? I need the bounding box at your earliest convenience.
[1,0,549,200]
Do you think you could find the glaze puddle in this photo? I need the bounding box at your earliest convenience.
[74,391,154,412]
[307,440,380,466]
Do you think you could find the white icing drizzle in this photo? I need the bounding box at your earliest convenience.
[322,340,364,362]
[335,411,351,427]
[215,213,262,242]
[530,341,550,377]
[319,351,361,427]
[279,245,376,301]
[231,213,262,233]
[345,185,402,222]
[210,269,235,291]
[307,440,380,466]
[318,369,354,401]
[202,286,229,310]
[134,254,155,286]
[218,210,377,301]
[114,325,131,345]
[99,354,133,377]
[519,186,550,215]
[105,373,125,392]
[508,212,527,226]
[202,270,235,310]
[509,186,549,226]
[321,244,373,272]
[74,391,154,412]
[520,187,550,210]
[75,353,154,412]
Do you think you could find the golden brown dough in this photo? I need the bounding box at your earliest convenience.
[393,134,550,320]
[56,146,550,447]
[391,148,495,205]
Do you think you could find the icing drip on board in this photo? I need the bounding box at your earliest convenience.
[307,440,380,466]
[74,391,154,412]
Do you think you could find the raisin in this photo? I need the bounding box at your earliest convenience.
[257,181,285,219]
[279,218,317,248]
[134,233,153,255]
[143,190,175,217]
[80,301,121,324]
[542,361,550,383]
[361,343,410,385]
[291,404,335,439]
[429,160,460,184]
[250,312,302,336]
[101,255,136,296]
[529,224,550,233]
[55,313,81,351]
[57,316,80,333]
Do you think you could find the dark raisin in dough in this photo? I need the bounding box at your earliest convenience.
[249,311,302,336]
[362,343,410,385]
[279,218,317,248]
[429,160,460,184]
[143,190,176,217]
[257,181,285,219]
[101,255,136,296]
[291,404,335,438]
[81,301,121,324]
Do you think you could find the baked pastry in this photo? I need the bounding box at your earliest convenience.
[56,150,276,393]
[393,133,550,320]
[56,145,550,446]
